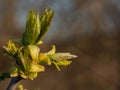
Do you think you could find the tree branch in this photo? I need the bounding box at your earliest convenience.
[7,77,22,90]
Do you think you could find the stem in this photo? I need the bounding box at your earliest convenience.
[7,77,22,90]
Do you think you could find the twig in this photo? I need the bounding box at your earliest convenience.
[7,77,22,90]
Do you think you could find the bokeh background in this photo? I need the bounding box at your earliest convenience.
[0,0,120,90]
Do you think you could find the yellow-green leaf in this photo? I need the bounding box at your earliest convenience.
[27,45,40,60]
[51,53,77,60]
[51,60,72,71]
[27,72,38,80]
[39,53,51,65]
[29,62,45,72]
[3,40,18,57]
[47,45,56,54]
[36,8,54,41]
[22,10,41,45]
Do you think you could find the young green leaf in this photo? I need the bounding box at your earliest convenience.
[26,72,38,80]
[3,40,18,57]
[39,53,51,65]
[50,53,77,60]
[29,61,45,72]
[48,53,77,71]
[36,8,54,42]
[22,8,54,46]
[26,45,40,60]
[22,10,41,45]
[51,60,72,71]
[17,47,31,73]
[47,45,56,54]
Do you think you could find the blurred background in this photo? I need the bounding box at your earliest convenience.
[0,0,120,90]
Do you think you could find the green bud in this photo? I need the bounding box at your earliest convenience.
[22,10,41,45]
[2,8,78,81]
[36,8,54,42]
[22,8,54,46]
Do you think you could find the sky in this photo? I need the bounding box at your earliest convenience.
[0,0,120,40]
